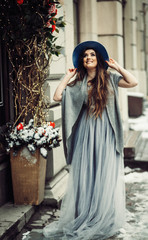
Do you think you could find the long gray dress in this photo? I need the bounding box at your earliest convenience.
[43,82,125,240]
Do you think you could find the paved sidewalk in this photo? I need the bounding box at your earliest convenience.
[15,166,148,240]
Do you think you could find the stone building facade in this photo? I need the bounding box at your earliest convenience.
[44,0,148,200]
[0,0,148,206]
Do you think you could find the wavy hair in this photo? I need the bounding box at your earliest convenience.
[69,48,110,118]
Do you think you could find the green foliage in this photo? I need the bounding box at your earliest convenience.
[0,0,65,59]
[0,0,65,126]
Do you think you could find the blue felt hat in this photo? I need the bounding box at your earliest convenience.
[72,41,109,69]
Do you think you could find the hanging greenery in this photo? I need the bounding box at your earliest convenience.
[0,0,65,126]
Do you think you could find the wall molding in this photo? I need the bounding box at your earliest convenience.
[97,0,122,4]
[98,33,123,38]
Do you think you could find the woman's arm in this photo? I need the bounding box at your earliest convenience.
[106,58,138,88]
[53,68,77,102]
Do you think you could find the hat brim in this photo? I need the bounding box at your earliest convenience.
[72,41,109,70]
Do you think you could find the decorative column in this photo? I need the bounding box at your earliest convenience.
[124,0,137,71]
[79,0,98,41]
[124,0,147,97]
[137,0,148,96]
[43,0,75,205]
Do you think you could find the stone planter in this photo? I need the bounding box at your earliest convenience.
[10,147,46,205]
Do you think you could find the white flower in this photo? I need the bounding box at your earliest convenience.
[27,129,35,138]
[28,119,34,127]
[53,139,57,145]
[49,143,54,148]
[10,132,17,140]
[27,144,36,152]
[8,142,14,148]
[40,147,47,158]
[37,127,45,136]
[34,133,40,140]
[15,141,21,146]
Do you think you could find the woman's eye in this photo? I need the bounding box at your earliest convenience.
[83,54,87,58]
[83,52,96,58]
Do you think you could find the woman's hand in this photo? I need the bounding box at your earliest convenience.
[106,58,138,88]
[105,58,120,71]
[66,68,77,79]
[53,68,77,102]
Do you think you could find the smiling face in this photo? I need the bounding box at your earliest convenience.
[83,49,98,70]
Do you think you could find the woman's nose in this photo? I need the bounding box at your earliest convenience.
[87,55,91,59]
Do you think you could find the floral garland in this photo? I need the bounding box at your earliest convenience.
[0,0,65,126]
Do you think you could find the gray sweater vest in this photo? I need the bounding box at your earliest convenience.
[62,72,123,164]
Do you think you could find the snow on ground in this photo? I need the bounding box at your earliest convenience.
[124,170,148,183]
[129,105,148,132]
[129,115,148,131]
[115,167,148,240]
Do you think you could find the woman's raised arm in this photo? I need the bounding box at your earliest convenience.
[106,58,138,88]
[53,68,77,102]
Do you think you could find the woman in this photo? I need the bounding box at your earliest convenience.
[43,41,138,239]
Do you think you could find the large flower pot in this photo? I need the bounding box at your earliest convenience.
[10,147,46,205]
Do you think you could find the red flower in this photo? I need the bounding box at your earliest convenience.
[52,20,56,32]
[55,9,57,16]
[17,0,24,5]
[46,20,51,28]
[48,3,57,16]
[49,121,55,128]
[17,123,24,131]
[46,19,56,32]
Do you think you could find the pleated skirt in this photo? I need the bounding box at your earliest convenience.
[43,106,125,240]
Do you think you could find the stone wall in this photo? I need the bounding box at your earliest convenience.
[44,0,75,181]
[45,0,148,182]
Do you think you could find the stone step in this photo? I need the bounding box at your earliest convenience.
[124,130,142,159]
[45,167,68,190]
[135,134,148,162]
[0,168,69,239]
[43,168,69,208]
[0,203,35,240]
[124,130,148,167]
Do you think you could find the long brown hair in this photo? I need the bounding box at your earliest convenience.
[69,48,110,118]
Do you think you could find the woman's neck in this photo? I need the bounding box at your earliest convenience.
[87,69,96,81]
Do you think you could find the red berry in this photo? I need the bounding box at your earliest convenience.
[17,123,24,131]
[49,121,55,128]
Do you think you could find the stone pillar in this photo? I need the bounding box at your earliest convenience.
[136,0,145,71]
[141,0,148,96]
[97,0,128,130]
[124,0,147,96]
[97,0,124,65]
[44,0,75,181]
[145,4,148,72]
[145,3,148,96]
[79,0,98,41]
[124,0,137,70]
[63,0,75,68]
